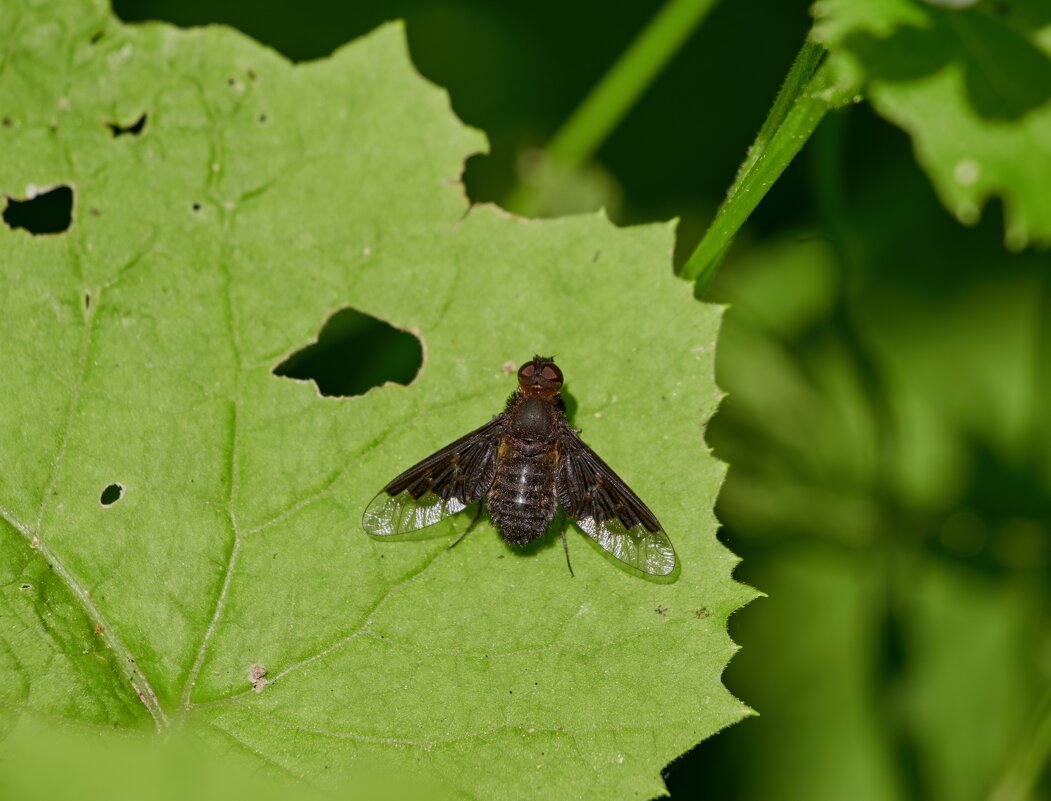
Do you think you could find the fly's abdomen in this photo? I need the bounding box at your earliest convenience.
[488,447,557,546]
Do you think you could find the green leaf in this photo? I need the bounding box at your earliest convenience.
[0,1,752,797]
[812,0,1051,250]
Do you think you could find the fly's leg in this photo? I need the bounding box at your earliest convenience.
[449,503,484,549]
[560,513,575,577]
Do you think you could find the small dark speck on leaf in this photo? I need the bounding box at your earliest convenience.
[1,117,11,127]
[592,250,601,262]
[106,113,146,137]
[89,207,100,217]
[89,30,104,44]
[84,292,91,310]
[18,583,31,591]
[655,605,667,616]
[247,69,258,82]
[694,607,710,619]
[94,623,104,634]
[259,113,268,124]
[100,483,124,506]
[192,202,201,212]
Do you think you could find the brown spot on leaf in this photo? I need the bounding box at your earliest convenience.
[248,663,269,692]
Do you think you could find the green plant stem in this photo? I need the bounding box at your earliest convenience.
[681,39,842,291]
[547,0,720,166]
[505,0,720,215]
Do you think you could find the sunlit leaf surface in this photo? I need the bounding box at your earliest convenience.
[0,1,751,797]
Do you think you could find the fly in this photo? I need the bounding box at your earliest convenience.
[361,355,676,577]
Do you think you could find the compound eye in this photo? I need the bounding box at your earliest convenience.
[518,363,536,379]
[541,364,562,384]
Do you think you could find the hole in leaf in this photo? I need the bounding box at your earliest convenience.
[100,483,124,507]
[274,308,423,397]
[2,185,73,235]
[106,112,147,137]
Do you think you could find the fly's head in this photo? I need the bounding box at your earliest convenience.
[518,355,563,397]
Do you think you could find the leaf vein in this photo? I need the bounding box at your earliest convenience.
[0,506,169,728]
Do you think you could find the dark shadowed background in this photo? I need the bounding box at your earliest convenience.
[112,1,1051,798]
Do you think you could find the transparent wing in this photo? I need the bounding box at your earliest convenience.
[573,514,676,577]
[362,490,469,537]
[556,424,677,576]
[361,415,504,537]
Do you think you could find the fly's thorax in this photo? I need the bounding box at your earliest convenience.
[507,393,560,445]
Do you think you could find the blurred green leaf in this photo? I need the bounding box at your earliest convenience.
[900,560,1049,801]
[0,1,751,798]
[813,0,1051,249]
[703,126,1051,800]
[710,546,905,801]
